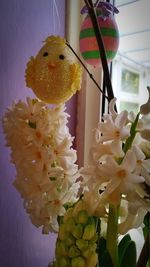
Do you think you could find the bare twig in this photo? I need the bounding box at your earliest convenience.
[66,40,108,100]
[84,0,115,103]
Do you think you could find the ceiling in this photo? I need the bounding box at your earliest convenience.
[115,0,150,69]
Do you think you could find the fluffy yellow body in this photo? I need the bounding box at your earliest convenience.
[25,36,82,104]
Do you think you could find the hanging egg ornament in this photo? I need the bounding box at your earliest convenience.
[79,2,119,67]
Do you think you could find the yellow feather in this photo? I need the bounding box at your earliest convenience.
[25,56,35,89]
[70,63,82,94]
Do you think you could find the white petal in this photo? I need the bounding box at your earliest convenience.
[132,145,145,160]
[120,127,130,139]
[115,110,128,128]
[128,173,145,183]
[105,179,120,195]
[101,156,119,177]
[109,97,118,119]
[140,129,150,141]
[128,111,136,122]
[122,150,136,172]
[111,140,124,157]
[141,167,150,186]
[119,213,136,234]
[142,159,150,172]
[139,140,150,158]
[132,208,147,229]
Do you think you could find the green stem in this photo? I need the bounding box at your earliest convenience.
[123,112,140,154]
[106,205,119,267]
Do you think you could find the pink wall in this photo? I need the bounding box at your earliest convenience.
[0,0,77,266]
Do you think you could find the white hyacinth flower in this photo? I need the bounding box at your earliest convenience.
[119,191,150,234]
[3,98,80,233]
[132,145,150,176]
[99,150,145,203]
[99,110,130,142]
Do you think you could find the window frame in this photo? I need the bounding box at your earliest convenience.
[66,0,103,166]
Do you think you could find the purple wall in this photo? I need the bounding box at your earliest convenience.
[0,1,78,266]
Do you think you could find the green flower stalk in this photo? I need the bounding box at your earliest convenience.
[106,205,119,267]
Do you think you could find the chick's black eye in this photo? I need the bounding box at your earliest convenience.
[59,54,65,60]
[43,52,48,57]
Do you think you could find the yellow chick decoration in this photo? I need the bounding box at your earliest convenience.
[25,36,82,104]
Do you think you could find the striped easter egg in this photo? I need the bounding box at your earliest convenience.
[79,14,119,67]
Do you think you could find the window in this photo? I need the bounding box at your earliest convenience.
[112,0,150,112]
[121,67,139,94]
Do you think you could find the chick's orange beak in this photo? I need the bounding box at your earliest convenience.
[48,61,57,70]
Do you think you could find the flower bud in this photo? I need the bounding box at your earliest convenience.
[76,210,89,224]
[55,240,68,257]
[73,200,86,217]
[58,224,69,241]
[55,200,97,267]
[64,217,75,232]
[65,234,76,246]
[76,239,89,251]
[82,243,97,258]
[85,252,98,267]
[72,256,85,267]
[68,245,81,258]
[57,257,70,267]
[72,224,83,239]
[82,224,96,240]
[63,208,74,222]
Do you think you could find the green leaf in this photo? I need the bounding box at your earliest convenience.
[143,212,150,228]
[118,234,131,263]
[142,213,150,267]
[98,236,106,254]
[143,212,150,239]
[100,250,114,267]
[120,240,137,267]
[97,237,114,267]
